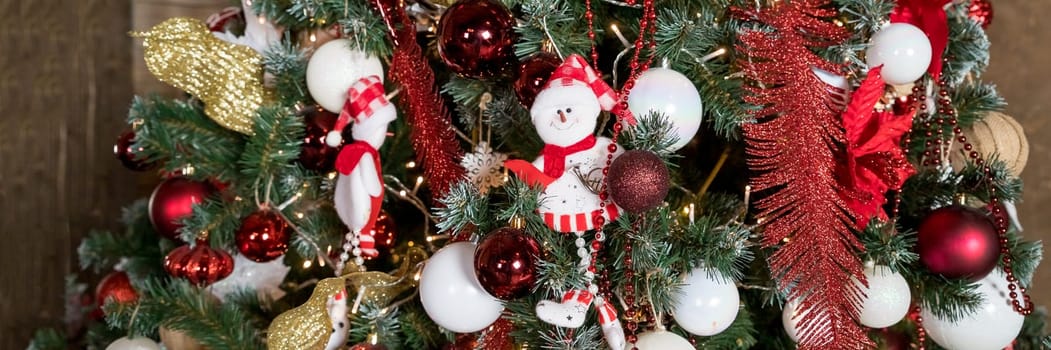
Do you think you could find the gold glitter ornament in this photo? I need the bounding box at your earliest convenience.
[133,18,273,135]
[341,246,428,307]
[267,276,348,350]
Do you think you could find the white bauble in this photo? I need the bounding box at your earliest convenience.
[630,330,694,350]
[306,39,385,112]
[782,300,830,343]
[106,336,161,350]
[865,23,932,85]
[672,268,739,336]
[209,254,290,302]
[855,265,911,328]
[922,269,1024,350]
[419,242,504,333]
[811,67,852,112]
[627,68,703,151]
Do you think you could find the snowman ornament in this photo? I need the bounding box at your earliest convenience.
[324,288,350,350]
[328,76,397,272]
[505,54,626,350]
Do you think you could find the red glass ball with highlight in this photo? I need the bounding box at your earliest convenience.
[473,227,540,300]
[514,52,561,107]
[968,0,994,29]
[917,205,1000,281]
[367,210,397,260]
[299,106,348,171]
[436,0,516,78]
[96,271,138,307]
[114,129,153,171]
[149,178,215,241]
[165,240,234,286]
[235,210,291,262]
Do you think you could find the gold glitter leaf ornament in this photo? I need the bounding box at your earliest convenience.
[133,18,272,135]
[341,246,428,307]
[267,276,349,350]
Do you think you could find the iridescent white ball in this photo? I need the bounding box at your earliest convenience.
[855,265,911,328]
[209,254,290,302]
[627,67,703,151]
[630,330,694,350]
[922,269,1024,350]
[306,39,385,113]
[865,23,932,85]
[672,268,740,336]
[106,336,161,350]
[419,242,504,333]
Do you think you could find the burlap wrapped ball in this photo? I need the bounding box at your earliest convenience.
[950,111,1028,177]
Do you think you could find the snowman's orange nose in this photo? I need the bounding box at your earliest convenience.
[558,110,567,123]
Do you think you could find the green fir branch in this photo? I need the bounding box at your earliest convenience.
[515,0,592,59]
[1002,230,1043,287]
[857,223,919,273]
[912,274,982,323]
[434,180,491,235]
[129,96,246,182]
[688,305,758,349]
[263,40,311,106]
[27,328,67,350]
[240,106,305,182]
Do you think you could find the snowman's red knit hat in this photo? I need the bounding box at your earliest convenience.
[326,75,392,147]
[544,54,620,113]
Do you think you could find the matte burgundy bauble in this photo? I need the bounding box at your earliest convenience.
[367,210,397,260]
[149,178,215,241]
[299,106,347,171]
[96,271,138,307]
[514,53,561,107]
[473,227,540,300]
[114,129,153,171]
[917,205,999,281]
[436,0,516,78]
[607,150,671,213]
[165,240,234,286]
[235,210,291,262]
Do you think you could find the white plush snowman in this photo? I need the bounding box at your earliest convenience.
[505,54,623,233]
[328,76,397,268]
[324,288,350,350]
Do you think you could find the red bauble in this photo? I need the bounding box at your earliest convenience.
[513,52,561,107]
[235,210,291,262]
[96,271,138,307]
[165,240,234,286]
[149,178,215,241]
[299,106,348,171]
[367,210,397,259]
[872,327,911,350]
[114,129,153,171]
[436,0,516,78]
[917,205,1000,281]
[442,333,478,350]
[349,344,388,350]
[968,0,994,29]
[473,227,540,300]
[607,150,671,213]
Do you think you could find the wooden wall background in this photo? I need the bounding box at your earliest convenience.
[0,0,1047,348]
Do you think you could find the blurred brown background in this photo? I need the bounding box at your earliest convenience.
[0,0,1048,348]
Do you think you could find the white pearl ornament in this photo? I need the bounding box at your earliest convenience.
[865,23,932,85]
[627,67,703,151]
[856,265,911,328]
[629,330,694,350]
[306,39,385,113]
[922,269,1024,350]
[419,242,504,333]
[672,268,740,336]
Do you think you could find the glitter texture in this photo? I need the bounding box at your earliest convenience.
[266,277,347,350]
[735,1,870,348]
[134,18,272,135]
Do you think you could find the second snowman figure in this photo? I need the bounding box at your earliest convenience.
[505,54,624,234]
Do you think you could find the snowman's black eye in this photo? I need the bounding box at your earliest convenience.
[566,108,573,113]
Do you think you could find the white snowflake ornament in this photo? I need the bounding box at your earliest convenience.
[461,142,507,194]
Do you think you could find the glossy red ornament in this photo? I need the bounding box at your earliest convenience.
[436,0,516,78]
[235,210,291,262]
[114,129,153,171]
[96,271,138,308]
[873,327,911,350]
[299,106,348,171]
[442,333,478,350]
[917,205,999,281]
[149,178,215,241]
[473,227,540,300]
[349,343,388,350]
[165,240,235,286]
[478,318,514,350]
[367,210,397,259]
[513,52,561,107]
[607,150,671,213]
[967,0,993,29]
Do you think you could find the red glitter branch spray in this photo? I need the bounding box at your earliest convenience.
[371,0,465,199]
[735,1,871,348]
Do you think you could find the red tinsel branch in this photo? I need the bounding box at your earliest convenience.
[735,1,870,348]
[371,0,465,199]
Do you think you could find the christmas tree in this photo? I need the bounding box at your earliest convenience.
[28,0,1051,349]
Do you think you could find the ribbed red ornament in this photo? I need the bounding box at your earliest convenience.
[917,205,999,281]
[235,210,290,262]
[149,178,215,241]
[165,240,234,286]
[96,271,138,307]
